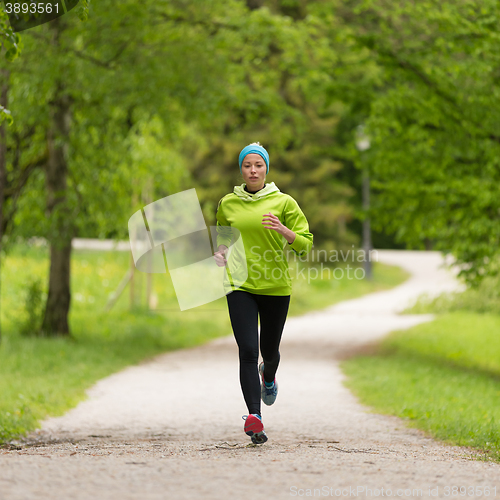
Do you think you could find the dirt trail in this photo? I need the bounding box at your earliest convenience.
[1,250,499,500]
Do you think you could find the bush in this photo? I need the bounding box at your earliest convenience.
[407,273,500,315]
[19,278,46,337]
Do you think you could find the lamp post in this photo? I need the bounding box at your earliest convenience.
[355,125,373,280]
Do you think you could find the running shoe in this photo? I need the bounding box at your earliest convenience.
[259,361,278,406]
[242,414,268,444]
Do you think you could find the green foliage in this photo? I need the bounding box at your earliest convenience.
[5,0,500,338]
[77,0,90,21]
[0,8,21,62]
[2,0,398,256]
[184,2,361,251]
[327,0,500,285]
[5,0,274,242]
[0,7,20,123]
[0,104,12,125]
[407,267,500,316]
[3,0,499,283]
[342,312,500,461]
[18,276,45,337]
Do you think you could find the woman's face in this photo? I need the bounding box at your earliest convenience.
[241,153,266,190]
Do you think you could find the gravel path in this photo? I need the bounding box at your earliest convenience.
[2,250,499,500]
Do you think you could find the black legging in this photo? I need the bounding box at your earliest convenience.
[226,290,291,416]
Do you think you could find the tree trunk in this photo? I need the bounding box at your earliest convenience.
[246,0,264,9]
[41,89,73,336]
[362,169,372,280]
[0,67,9,343]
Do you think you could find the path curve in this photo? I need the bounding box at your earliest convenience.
[1,250,498,500]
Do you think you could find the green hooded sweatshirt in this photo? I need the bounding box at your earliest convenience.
[216,182,313,295]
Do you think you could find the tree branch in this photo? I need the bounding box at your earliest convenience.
[374,48,500,144]
[157,12,240,35]
[2,151,48,235]
[66,42,129,69]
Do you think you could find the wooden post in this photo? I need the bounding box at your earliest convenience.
[143,178,154,309]
[105,269,133,312]
[130,192,138,310]
[362,169,372,280]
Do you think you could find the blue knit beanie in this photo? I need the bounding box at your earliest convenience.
[238,143,269,174]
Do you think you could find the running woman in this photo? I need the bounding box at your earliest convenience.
[214,142,313,444]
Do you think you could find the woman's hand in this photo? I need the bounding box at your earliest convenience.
[262,213,296,244]
[214,245,228,267]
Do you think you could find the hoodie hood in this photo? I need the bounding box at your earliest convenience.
[233,182,280,202]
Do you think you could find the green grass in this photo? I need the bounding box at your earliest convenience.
[405,271,500,316]
[0,243,408,443]
[341,312,500,461]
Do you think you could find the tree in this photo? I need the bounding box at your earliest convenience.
[188,1,359,252]
[0,7,21,343]
[305,0,500,285]
[0,64,7,343]
[0,0,92,340]
[6,0,272,335]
